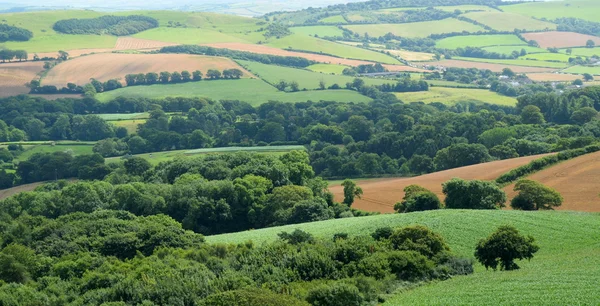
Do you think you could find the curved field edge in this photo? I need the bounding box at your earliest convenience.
[207,210,600,305]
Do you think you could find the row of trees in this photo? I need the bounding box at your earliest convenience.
[0,48,28,62]
[125,69,243,86]
[0,24,33,42]
[53,15,159,36]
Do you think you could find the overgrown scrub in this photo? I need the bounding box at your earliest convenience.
[53,15,159,36]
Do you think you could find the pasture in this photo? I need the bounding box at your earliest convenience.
[95,78,372,105]
[425,59,556,73]
[522,31,600,49]
[481,45,547,56]
[526,73,582,82]
[267,34,400,64]
[462,11,556,32]
[395,87,517,107]
[384,49,435,61]
[502,0,600,23]
[306,64,348,74]
[290,26,345,37]
[237,60,393,90]
[11,142,95,162]
[344,18,485,38]
[132,27,252,45]
[435,34,526,49]
[562,66,600,76]
[42,53,253,87]
[520,53,575,63]
[452,57,568,69]
[564,47,600,57]
[97,113,150,121]
[0,61,45,97]
[318,15,346,24]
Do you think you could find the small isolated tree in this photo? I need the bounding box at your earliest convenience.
[510,179,563,210]
[583,73,594,81]
[443,178,507,210]
[572,79,583,86]
[475,226,539,271]
[192,70,203,81]
[181,70,192,82]
[502,68,515,78]
[341,179,363,206]
[586,39,595,48]
[319,80,326,90]
[394,185,441,213]
[289,81,300,92]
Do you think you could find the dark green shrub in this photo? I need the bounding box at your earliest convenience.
[475,226,539,271]
[200,288,310,306]
[306,283,363,306]
[371,226,393,241]
[278,229,314,245]
[390,226,450,259]
[387,251,434,281]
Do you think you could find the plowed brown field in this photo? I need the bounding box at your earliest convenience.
[43,53,254,86]
[0,61,45,97]
[526,73,581,82]
[0,182,44,200]
[427,60,556,73]
[330,154,550,213]
[504,151,600,212]
[32,37,177,59]
[201,43,426,72]
[522,31,600,48]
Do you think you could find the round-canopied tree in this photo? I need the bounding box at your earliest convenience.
[475,226,539,271]
[510,179,563,210]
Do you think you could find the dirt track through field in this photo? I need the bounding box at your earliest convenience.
[522,31,600,48]
[43,53,254,86]
[504,151,600,212]
[201,43,426,72]
[330,154,550,213]
[0,61,45,97]
[426,59,556,73]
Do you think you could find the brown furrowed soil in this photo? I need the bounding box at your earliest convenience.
[32,37,177,59]
[526,73,582,82]
[0,182,44,200]
[330,154,550,213]
[43,53,254,86]
[522,31,600,48]
[504,151,600,212]
[201,42,427,72]
[427,60,556,73]
[0,61,45,97]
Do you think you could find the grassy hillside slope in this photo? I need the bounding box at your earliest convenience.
[208,210,600,305]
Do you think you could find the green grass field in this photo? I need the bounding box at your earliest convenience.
[462,11,557,31]
[267,34,400,64]
[115,10,263,32]
[106,145,305,165]
[206,210,600,305]
[15,143,95,161]
[237,60,393,90]
[381,5,495,13]
[520,53,575,63]
[290,26,345,37]
[502,0,600,23]
[395,87,517,106]
[306,64,349,74]
[481,45,547,55]
[95,79,372,105]
[435,34,526,49]
[110,119,146,134]
[318,15,346,24]
[132,27,251,44]
[453,57,569,69]
[562,66,600,76]
[562,47,600,57]
[344,18,486,38]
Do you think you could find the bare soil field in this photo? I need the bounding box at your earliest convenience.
[522,31,600,48]
[526,73,582,82]
[504,151,600,212]
[43,53,254,86]
[330,154,550,213]
[32,37,177,59]
[0,61,45,97]
[201,43,426,72]
[427,60,556,73]
[0,182,44,200]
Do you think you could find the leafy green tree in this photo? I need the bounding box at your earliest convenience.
[124,157,151,176]
[510,179,563,210]
[278,229,314,245]
[289,81,299,92]
[586,39,595,48]
[390,225,450,259]
[583,73,594,81]
[181,70,192,82]
[306,283,362,306]
[572,79,583,86]
[394,185,441,213]
[192,70,203,81]
[13,50,27,61]
[341,179,363,206]
[275,80,287,91]
[501,68,515,78]
[255,122,285,143]
[442,178,507,209]
[478,127,517,148]
[520,105,545,124]
[159,71,171,83]
[145,72,159,84]
[207,69,222,79]
[433,143,491,171]
[475,226,539,271]
[171,71,182,83]
[570,107,598,124]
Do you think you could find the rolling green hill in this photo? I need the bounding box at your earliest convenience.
[207,210,600,305]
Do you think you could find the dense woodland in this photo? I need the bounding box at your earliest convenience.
[0,24,32,42]
[53,15,159,36]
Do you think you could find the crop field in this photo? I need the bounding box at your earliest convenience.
[15,143,95,162]
[481,45,547,56]
[384,49,435,61]
[306,64,348,74]
[562,66,600,76]
[329,154,548,213]
[95,78,372,105]
[462,11,556,32]
[237,60,393,90]
[395,87,517,106]
[564,47,600,57]
[344,18,485,38]
[526,73,582,82]
[522,31,600,49]
[502,0,600,23]
[452,57,568,69]
[267,34,400,64]
[425,59,556,73]
[504,151,600,212]
[318,15,346,23]
[111,119,146,134]
[435,34,526,49]
[43,53,253,87]
[0,61,45,97]
[290,26,345,37]
[133,27,253,45]
[520,53,574,63]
